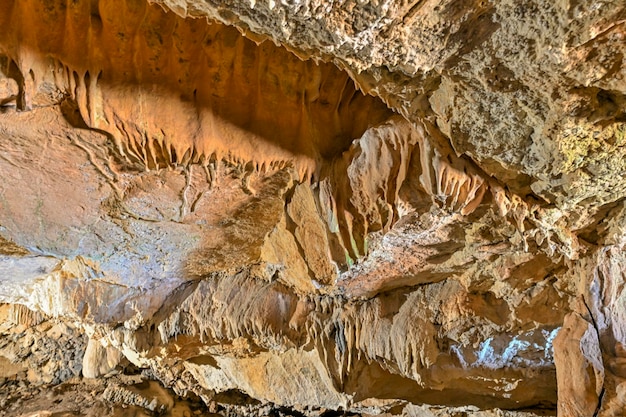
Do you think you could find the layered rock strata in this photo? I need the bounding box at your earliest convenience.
[0,0,624,416]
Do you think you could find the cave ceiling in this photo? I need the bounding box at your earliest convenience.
[0,0,625,416]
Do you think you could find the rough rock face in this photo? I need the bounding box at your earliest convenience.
[0,0,624,416]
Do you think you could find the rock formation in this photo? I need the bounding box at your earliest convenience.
[0,0,624,416]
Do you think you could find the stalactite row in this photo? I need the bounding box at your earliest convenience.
[309,115,582,271]
[42,59,317,182]
[299,290,441,389]
[0,0,393,183]
[489,181,581,259]
[143,272,559,405]
[315,116,420,267]
[154,273,302,352]
[148,277,435,391]
[314,118,494,269]
[415,122,488,216]
[410,121,581,260]
[8,303,45,327]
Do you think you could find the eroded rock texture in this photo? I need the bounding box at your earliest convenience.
[0,0,624,416]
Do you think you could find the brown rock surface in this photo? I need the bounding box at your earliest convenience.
[0,0,624,416]
[553,311,603,417]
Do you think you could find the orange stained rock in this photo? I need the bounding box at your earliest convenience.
[0,0,393,179]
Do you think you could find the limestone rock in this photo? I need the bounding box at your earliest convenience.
[0,0,624,415]
[553,311,603,417]
[82,338,123,379]
[0,305,86,386]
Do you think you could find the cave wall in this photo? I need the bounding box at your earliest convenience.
[0,0,625,416]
